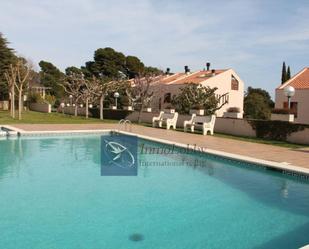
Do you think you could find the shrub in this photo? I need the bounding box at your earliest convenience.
[171,83,227,114]
[28,92,43,103]
[227,107,240,113]
[248,120,306,141]
[89,108,133,120]
[44,94,56,106]
[192,104,204,110]
[244,91,272,120]
[271,108,293,114]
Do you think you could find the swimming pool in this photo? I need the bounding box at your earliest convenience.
[0,133,308,249]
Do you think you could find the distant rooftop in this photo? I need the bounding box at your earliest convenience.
[278,67,309,90]
[155,69,228,85]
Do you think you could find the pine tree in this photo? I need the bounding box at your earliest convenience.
[281,62,287,84]
[0,33,16,100]
[287,66,291,80]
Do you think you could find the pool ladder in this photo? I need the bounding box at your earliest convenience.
[117,119,132,132]
[0,127,12,137]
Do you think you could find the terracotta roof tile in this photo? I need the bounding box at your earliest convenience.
[278,67,309,89]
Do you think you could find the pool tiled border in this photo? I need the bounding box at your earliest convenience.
[4,127,309,180]
[117,130,309,180]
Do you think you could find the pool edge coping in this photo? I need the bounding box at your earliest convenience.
[116,130,309,178]
[5,127,309,177]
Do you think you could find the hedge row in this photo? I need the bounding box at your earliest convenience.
[89,108,133,120]
[248,120,308,141]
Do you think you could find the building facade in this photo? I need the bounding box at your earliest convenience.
[275,67,309,124]
[149,68,245,117]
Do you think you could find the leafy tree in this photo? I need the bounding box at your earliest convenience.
[281,61,287,84]
[125,55,144,78]
[244,87,274,120]
[0,33,16,100]
[144,66,162,76]
[39,60,65,98]
[244,93,271,120]
[65,66,83,76]
[287,66,291,80]
[246,87,274,108]
[93,47,126,79]
[84,61,100,77]
[85,47,161,80]
[171,83,228,115]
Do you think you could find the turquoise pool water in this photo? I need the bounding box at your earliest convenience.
[0,134,308,249]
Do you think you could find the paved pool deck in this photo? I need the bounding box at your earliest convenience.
[9,123,309,170]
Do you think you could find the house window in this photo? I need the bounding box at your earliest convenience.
[231,75,239,90]
[283,102,298,118]
[163,93,171,103]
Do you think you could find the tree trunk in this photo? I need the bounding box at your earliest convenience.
[74,103,78,116]
[100,95,104,120]
[18,91,22,120]
[11,86,15,118]
[138,101,144,124]
[85,98,89,119]
[10,92,13,117]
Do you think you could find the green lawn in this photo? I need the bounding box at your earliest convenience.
[0,111,116,124]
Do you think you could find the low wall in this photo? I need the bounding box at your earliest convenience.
[126,111,309,145]
[215,117,256,137]
[29,103,51,113]
[0,101,9,110]
[126,112,255,137]
[59,107,132,119]
[126,111,159,123]
[287,128,309,145]
[62,106,88,116]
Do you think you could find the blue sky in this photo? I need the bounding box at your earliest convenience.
[0,0,308,98]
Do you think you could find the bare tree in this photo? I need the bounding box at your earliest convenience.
[4,64,17,118]
[13,59,33,120]
[59,73,85,116]
[87,76,121,120]
[81,79,96,119]
[126,75,158,123]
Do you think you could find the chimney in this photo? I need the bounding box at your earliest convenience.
[166,68,170,75]
[184,65,190,74]
[211,69,216,76]
[206,62,211,71]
